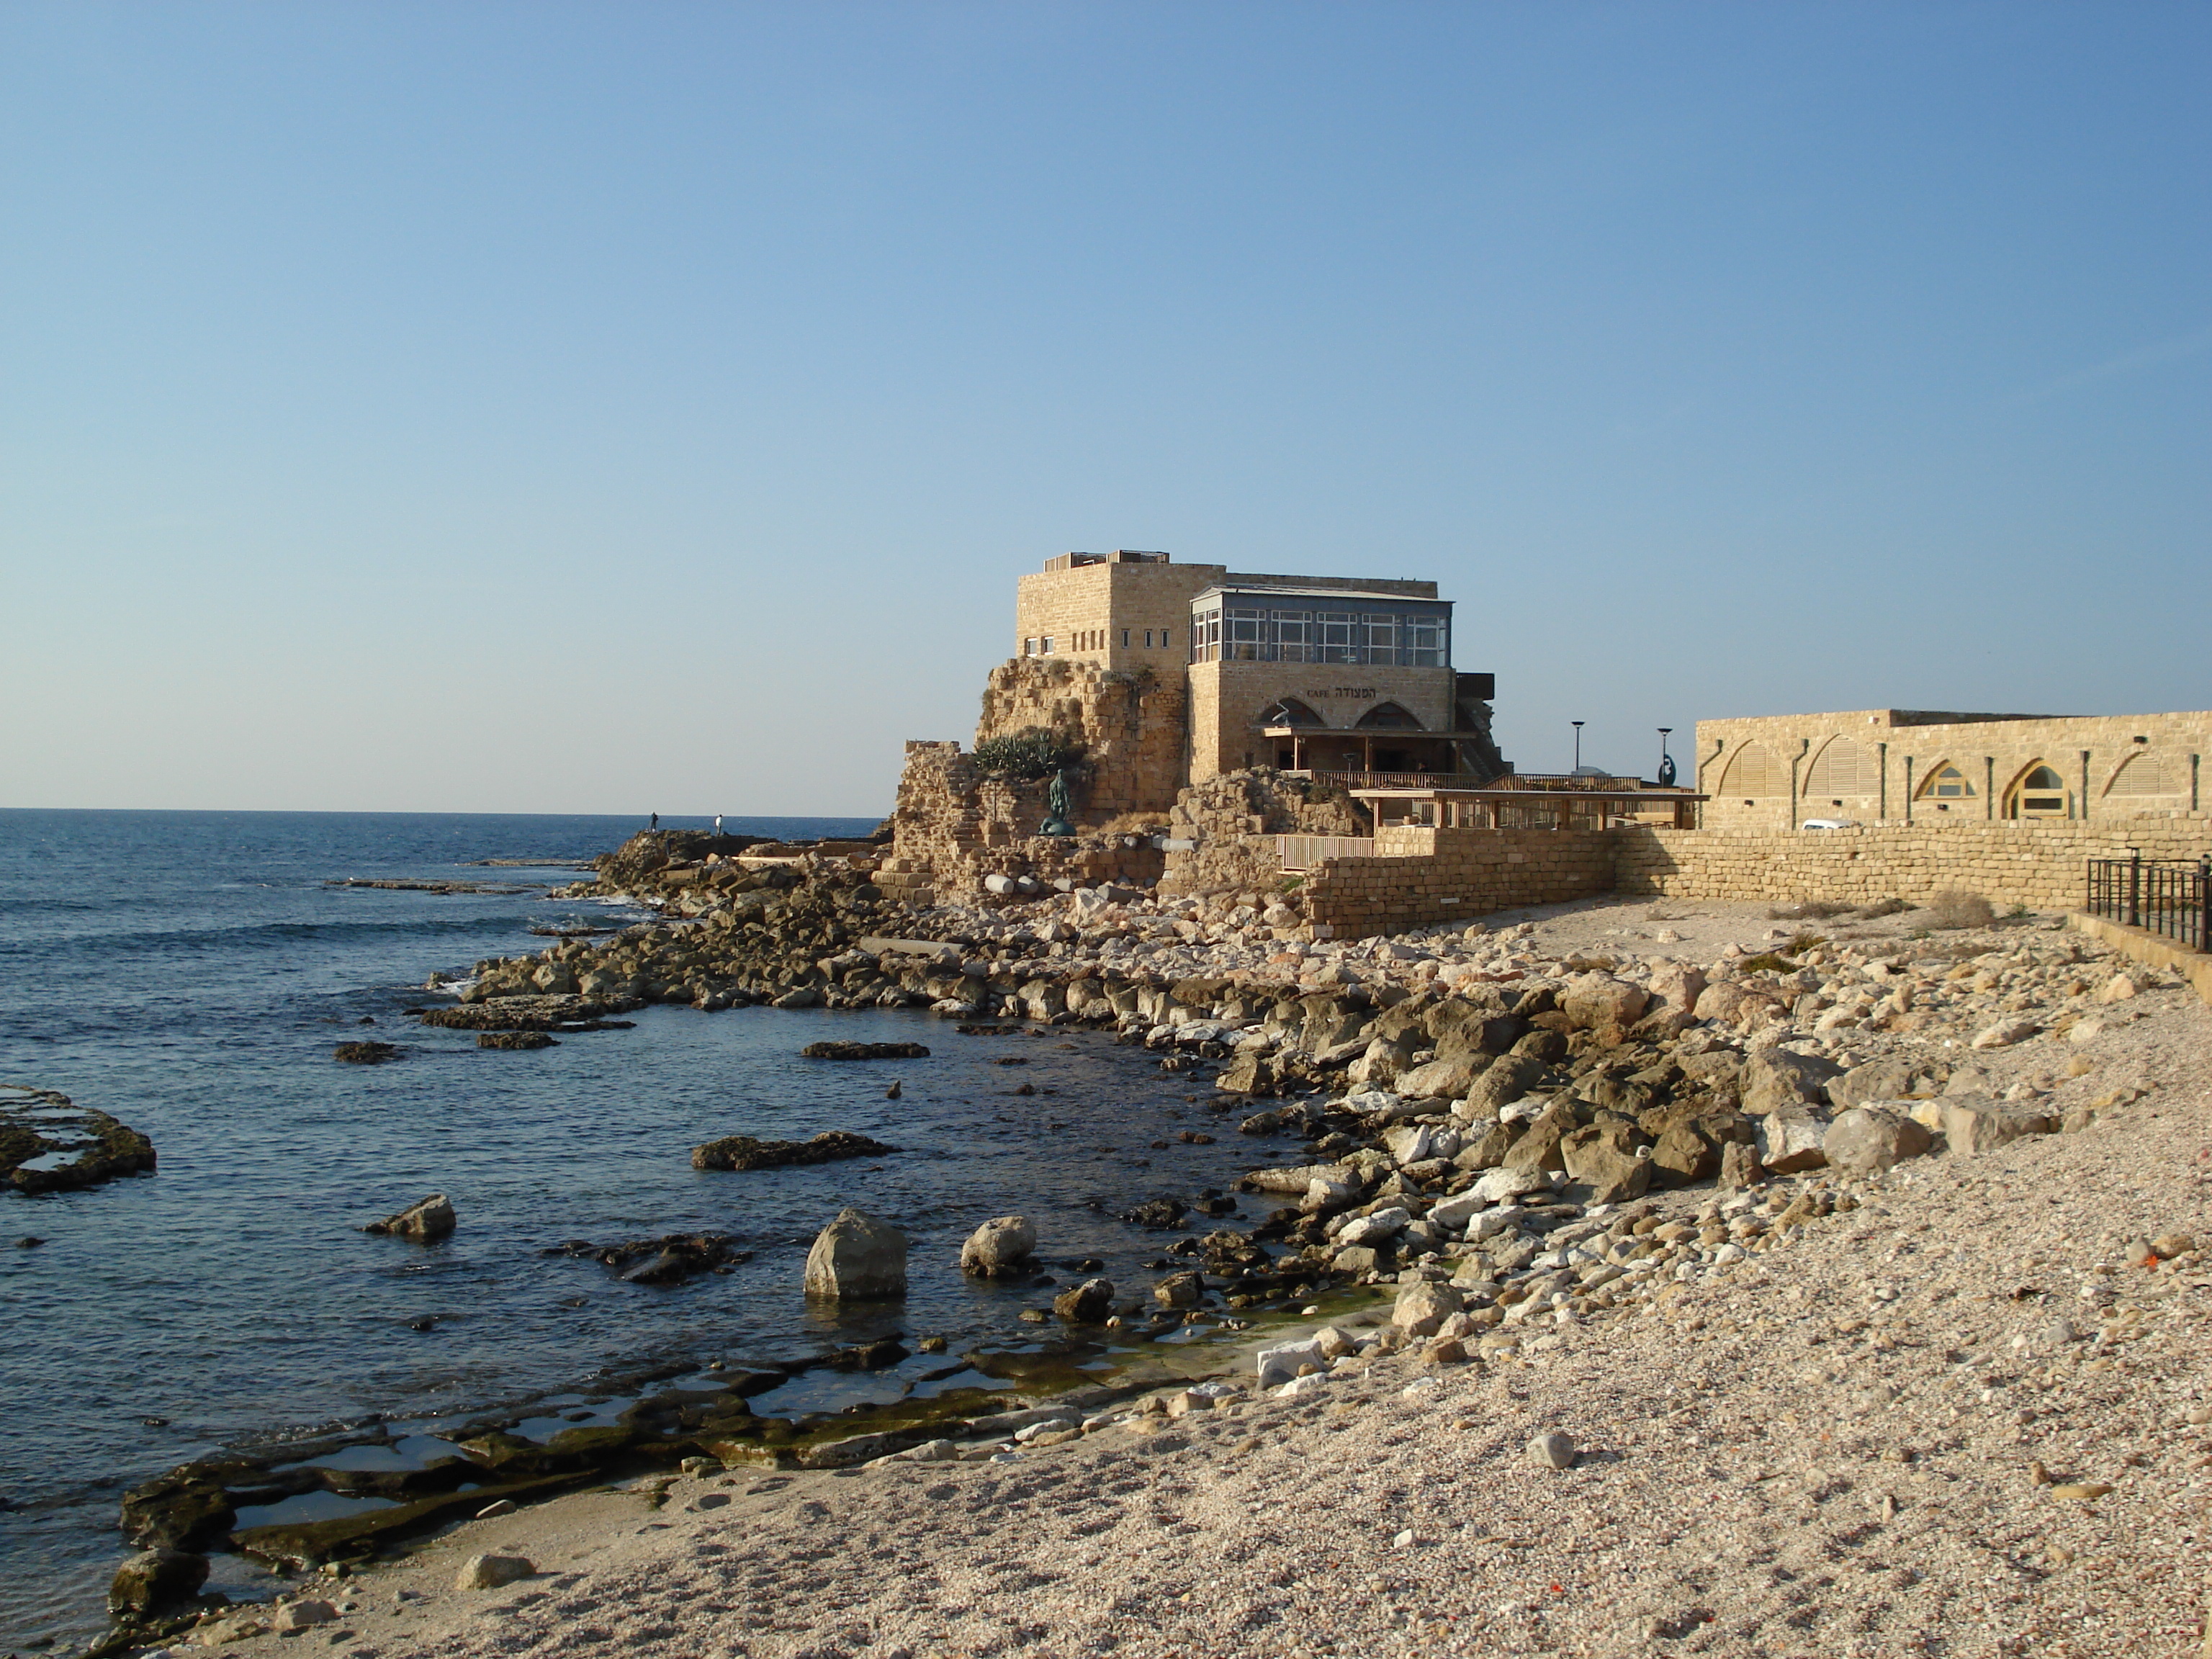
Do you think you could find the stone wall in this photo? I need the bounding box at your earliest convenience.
[1614,819,2212,912]
[1158,769,1371,897]
[974,656,1188,822]
[1290,816,2212,938]
[1300,826,1617,936]
[879,739,1165,903]
[1696,708,2211,831]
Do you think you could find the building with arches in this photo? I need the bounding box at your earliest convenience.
[1696,709,2211,830]
[1011,549,1506,790]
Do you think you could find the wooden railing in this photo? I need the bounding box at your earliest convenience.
[1278,835,1376,871]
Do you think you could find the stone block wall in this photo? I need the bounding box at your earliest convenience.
[1615,820,2212,912]
[974,656,1188,822]
[1012,558,1220,673]
[1159,769,1371,897]
[1301,827,1617,936]
[1697,708,2210,831]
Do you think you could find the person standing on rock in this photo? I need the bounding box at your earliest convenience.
[649,812,659,830]
[714,814,724,837]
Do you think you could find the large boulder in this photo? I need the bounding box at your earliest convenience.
[1501,1099,1578,1172]
[1393,1054,1488,1100]
[1559,1124,1652,1204]
[1647,961,1708,1015]
[1940,1097,2059,1155]
[1741,1048,1843,1118]
[1649,1115,1731,1184]
[1822,1106,1933,1176]
[1754,1105,1830,1174]
[1458,1055,1547,1122]
[1560,975,1648,1042]
[1472,1164,1550,1204]
[1052,1277,1114,1323]
[802,1208,908,1300]
[1827,1055,1923,1112]
[108,1549,207,1617]
[364,1193,455,1242]
[1452,1118,1518,1170]
[1392,1280,1463,1337]
[959,1215,1037,1277]
[1337,1206,1412,1246]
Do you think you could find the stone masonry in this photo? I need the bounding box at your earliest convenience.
[1698,708,2209,830]
[1292,817,2212,938]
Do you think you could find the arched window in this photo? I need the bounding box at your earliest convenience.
[2005,763,2070,819]
[2105,752,2182,800]
[1719,741,1782,799]
[1915,763,1974,799]
[1355,701,1422,730]
[1804,739,1881,800]
[1257,697,1323,728]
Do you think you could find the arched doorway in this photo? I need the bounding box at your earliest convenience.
[1354,701,1422,729]
[1257,698,1325,770]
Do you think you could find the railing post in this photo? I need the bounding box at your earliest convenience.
[2128,849,2141,930]
[2200,856,2210,954]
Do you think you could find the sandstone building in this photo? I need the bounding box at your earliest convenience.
[884,549,1501,898]
[1697,709,2209,830]
[1012,549,1502,787]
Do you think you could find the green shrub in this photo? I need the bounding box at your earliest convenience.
[971,727,1084,780]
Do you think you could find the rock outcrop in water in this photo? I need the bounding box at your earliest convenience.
[0,1085,156,1195]
[691,1130,897,1172]
[364,1193,455,1241]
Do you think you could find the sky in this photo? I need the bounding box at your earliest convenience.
[3,1,2207,816]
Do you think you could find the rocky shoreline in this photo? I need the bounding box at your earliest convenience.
[84,827,2212,1655]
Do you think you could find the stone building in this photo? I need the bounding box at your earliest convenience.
[1697,709,2210,830]
[1011,549,1502,788]
[882,548,1502,899]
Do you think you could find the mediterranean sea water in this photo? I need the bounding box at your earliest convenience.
[0,811,1279,1653]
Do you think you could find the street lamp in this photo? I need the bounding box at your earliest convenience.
[1570,721,1585,773]
[1657,727,1674,787]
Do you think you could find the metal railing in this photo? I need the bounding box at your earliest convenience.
[1278,835,1375,871]
[2085,853,2210,951]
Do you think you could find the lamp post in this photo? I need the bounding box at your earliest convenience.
[1570,721,1585,773]
[1658,727,1672,781]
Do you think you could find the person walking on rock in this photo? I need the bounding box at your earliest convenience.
[649,812,659,831]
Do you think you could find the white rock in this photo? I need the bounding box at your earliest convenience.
[1337,1207,1413,1247]
[1013,1417,1076,1442]
[272,1600,339,1632]
[1274,1372,1332,1398]
[1473,1166,1550,1204]
[1426,1190,1488,1231]
[1256,1336,1329,1386]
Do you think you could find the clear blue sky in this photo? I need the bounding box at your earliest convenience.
[4,1,2206,815]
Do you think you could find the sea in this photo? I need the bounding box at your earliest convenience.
[0,810,1283,1653]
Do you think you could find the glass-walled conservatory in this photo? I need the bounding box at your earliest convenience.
[1188,588,1452,667]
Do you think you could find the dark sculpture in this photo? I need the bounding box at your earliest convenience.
[1038,767,1076,837]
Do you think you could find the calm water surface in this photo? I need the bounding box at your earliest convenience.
[0,811,1282,1651]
